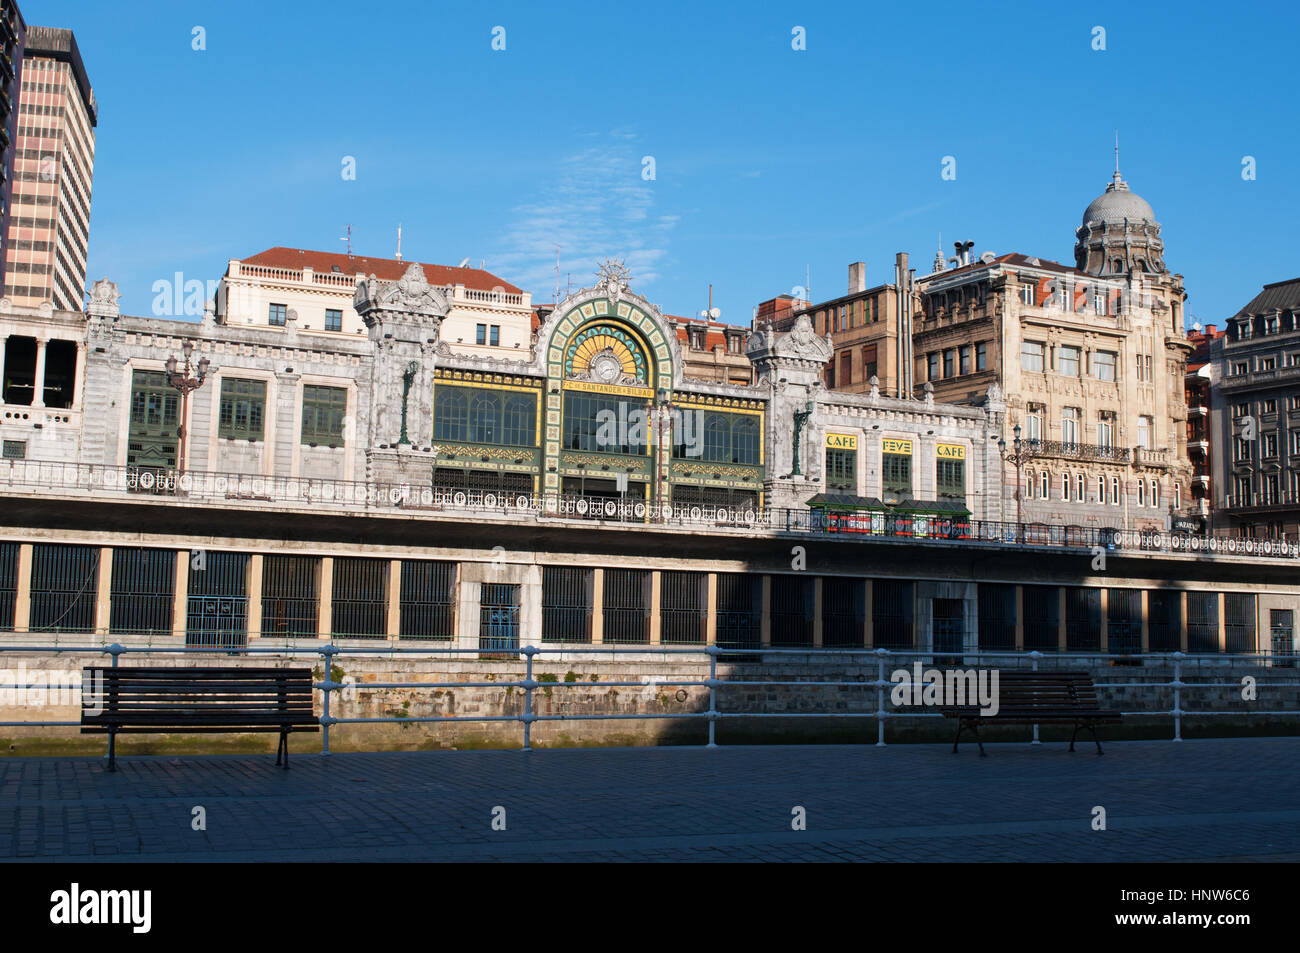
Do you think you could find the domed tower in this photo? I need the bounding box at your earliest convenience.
[1074,167,1166,277]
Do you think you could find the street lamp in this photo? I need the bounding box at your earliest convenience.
[998,423,1033,538]
[654,387,673,515]
[164,339,211,476]
[791,398,815,477]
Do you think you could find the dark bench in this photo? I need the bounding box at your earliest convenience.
[81,667,318,771]
[940,670,1121,755]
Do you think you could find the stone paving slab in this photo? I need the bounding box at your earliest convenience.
[1,738,1298,862]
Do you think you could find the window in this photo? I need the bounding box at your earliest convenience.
[1093,350,1116,381]
[1021,341,1045,372]
[475,324,486,345]
[975,342,987,371]
[1058,345,1080,377]
[936,458,965,503]
[1137,480,1145,507]
[1039,470,1049,499]
[1234,436,1252,461]
[565,391,650,455]
[301,385,347,446]
[1235,476,1252,506]
[1232,361,1249,376]
[1060,470,1069,501]
[928,352,939,381]
[943,349,955,378]
[1262,399,1277,415]
[1233,402,1249,419]
[1150,480,1159,509]
[1,440,25,459]
[1097,413,1114,449]
[1263,474,1279,506]
[1026,404,1044,442]
[434,385,537,448]
[862,344,877,382]
[826,448,856,491]
[1263,432,1278,458]
[1291,430,1300,455]
[1260,356,1276,371]
[882,449,912,502]
[324,309,342,332]
[1093,289,1108,315]
[218,378,266,441]
[1024,472,1034,500]
[268,303,287,326]
[1097,475,1105,503]
[1137,415,1152,450]
[1174,482,1181,510]
[1020,284,1035,306]
[1111,476,1120,505]
[490,325,500,347]
[1076,473,1085,502]
[959,346,971,375]
[1061,407,1080,446]
[1145,355,1152,380]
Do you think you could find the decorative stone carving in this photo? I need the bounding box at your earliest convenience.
[595,259,631,303]
[354,263,450,322]
[87,278,121,317]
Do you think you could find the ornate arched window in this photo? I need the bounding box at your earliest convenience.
[433,389,467,443]
[704,414,730,463]
[732,416,759,465]
[470,393,500,444]
[503,395,534,448]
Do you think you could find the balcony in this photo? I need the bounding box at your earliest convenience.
[1024,439,1130,463]
[1188,439,1209,455]
[1133,447,1173,468]
[1188,405,1208,417]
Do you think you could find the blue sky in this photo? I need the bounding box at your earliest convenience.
[24,0,1300,326]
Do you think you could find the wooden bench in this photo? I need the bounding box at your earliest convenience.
[81,667,318,771]
[940,670,1121,755]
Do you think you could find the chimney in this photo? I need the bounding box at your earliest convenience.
[1205,324,1217,335]
[848,261,866,294]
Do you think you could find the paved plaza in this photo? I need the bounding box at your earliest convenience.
[1,738,1298,862]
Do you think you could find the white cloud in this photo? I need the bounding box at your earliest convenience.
[491,135,678,301]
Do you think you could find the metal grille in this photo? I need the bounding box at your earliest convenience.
[109,548,176,636]
[400,560,456,640]
[1022,585,1060,651]
[670,484,759,510]
[262,555,319,639]
[432,468,534,495]
[871,579,914,649]
[1271,609,1295,667]
[332,557,388,638]
[30,544,97,634]
[822,577,865,647]
[1187,592,1219,653]
[716,573,761,650]
[1107,588,1142,654]
[1224,593,1257,654]
[1065,587,1101,651]
[479,583,520,654]
[0,542,16,630]
[603,569,649,644]
[1148,590,1182,652]
[977,583,1016,651]
[770,575,813,647]
[660,571,705,644]
[541,567,591,643]
[187,551,249,648]
[932,598,965,656]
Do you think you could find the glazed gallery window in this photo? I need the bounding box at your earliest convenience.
[825,448,856,491]
[936,458,964,503]
[300,385,347,446]
[218,378,266,441]
[1021,341,1045,372]
[1093,350,1116,382]
[680,412,760,466]
[562,391,648,455]
[433,385,536,448]
[1058,345,1080,377]
[882,451,912,501]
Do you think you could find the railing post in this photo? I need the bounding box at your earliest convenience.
[706,644,718,748]
[522,645,538,751]
[319,643,336,756]
[1029,650,1041,744]
[1172,651,1184,742]
[106,643,123,768]
[875,648,889,746]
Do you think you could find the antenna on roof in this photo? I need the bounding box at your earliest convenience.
[395,224,402,261]
[458,257,471,268]
[341,224,352,255]
[555,245,561,305]
[1114,129,1120,174]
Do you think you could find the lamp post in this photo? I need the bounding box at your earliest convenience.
[164,339,211,476]
[654,387,674,516]
[998,423,1032,539]
[791,398,814,477]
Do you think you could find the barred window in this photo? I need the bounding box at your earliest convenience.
[218,378,266,441]
[301,385,347,446]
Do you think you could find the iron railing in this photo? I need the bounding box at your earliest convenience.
[2,460,1298,559]
[1,644,1298,753]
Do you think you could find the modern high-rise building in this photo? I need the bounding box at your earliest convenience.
[0,0,26,291]
[3,25,95,312]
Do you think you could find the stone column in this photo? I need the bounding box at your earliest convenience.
[705,572,717,645]
[0,335,6,404]
[318,557,334,638]
[32,339,46,408]
[13,543,32,634]
[72,344,85,410]
[93,548,113,637]
[247,554,264,638]
[387,559,402,639]
[172,551,188,640]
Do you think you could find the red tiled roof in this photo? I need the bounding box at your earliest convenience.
[239,247,523,295]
